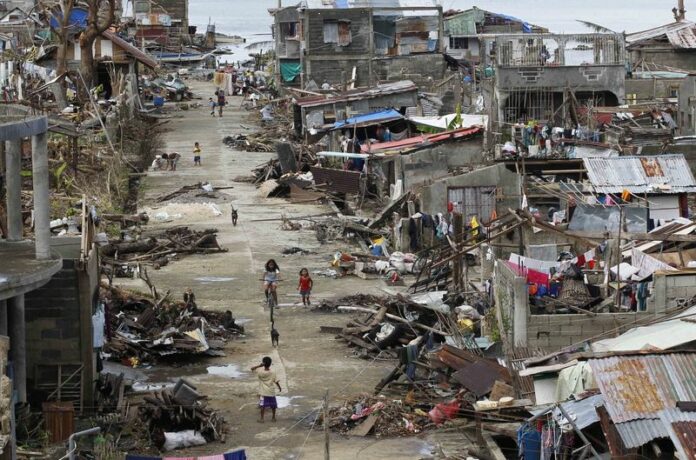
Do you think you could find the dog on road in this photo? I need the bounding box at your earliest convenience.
[271,326,280,347]
[231,205,238,226]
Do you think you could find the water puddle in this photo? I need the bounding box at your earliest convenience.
[207,364,245,378]
[276,395,304,408]
[195,276,236,283]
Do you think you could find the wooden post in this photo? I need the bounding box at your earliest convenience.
[324,389,330,460]
[453,212,463,290]
[614,206,624,309]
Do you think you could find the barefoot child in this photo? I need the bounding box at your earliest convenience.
[193,142,201,166]
[251,356,281,422]
[297,268,313,306]
[208,97,216,116]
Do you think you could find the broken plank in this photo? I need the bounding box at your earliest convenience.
[319,326,344,334]
[348,414,379,437]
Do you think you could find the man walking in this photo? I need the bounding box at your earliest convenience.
[217,89,226,117]
[251,356,281,422]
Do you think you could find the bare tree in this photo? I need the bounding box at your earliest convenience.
[40,0,76,76]
[79,0,115,87]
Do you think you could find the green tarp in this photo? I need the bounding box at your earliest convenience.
[280,62,301,83]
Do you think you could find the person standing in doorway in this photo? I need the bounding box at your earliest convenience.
[251,356,281,423]
[193,142,202,166]
[217,89,226,117]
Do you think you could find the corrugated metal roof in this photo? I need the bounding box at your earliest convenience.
[310,166,362,194]
[613,409,696,449]
[667,26,696,48]
[672,421,696,457]
[530,394,604,430]
[626,20,696,49]
[589,353,696,424]
[583,154,696,194]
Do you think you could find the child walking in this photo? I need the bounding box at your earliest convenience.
[297,268,313,306]
[208,97,216,116]
[193,142,202,166]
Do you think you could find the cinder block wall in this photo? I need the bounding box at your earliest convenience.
[373,54,446,87]
[527,313,646,350]
[25,259,82,368]
[649,273,696,314]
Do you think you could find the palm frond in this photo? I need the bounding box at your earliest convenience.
[575,20,616,34]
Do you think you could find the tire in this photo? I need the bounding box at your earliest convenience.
[374,322,405,349]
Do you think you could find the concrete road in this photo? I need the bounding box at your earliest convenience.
[115,79,458,459]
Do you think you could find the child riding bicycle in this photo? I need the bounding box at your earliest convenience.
[263,259,281,306]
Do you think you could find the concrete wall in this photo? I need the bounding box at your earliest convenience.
[23,239,99,408]
[156,0,188,27]
[649,272,696,314]
[418,163,519,216]
[373,54,447,87]
[626,77,683,104]
[526,312,649,351]
[496,65,625,98]
[396,137,484,190]
[679,75,696,136]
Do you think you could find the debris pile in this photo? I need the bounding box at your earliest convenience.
[317,293,457,359]
[102,285,244,364]
[140,379,226,451]
[154,182,235,204]
[101,226,227,270]
[326,394,433,437]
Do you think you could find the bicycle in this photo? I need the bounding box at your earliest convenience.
[261,279,282,323]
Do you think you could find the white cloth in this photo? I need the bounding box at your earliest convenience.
[509,253,558,274]
[92,305,105,348]
[631,248,677,278]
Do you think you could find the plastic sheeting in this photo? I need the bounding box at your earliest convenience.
[280,62,301,82]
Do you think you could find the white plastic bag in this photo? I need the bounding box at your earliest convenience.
[163,430,207,451]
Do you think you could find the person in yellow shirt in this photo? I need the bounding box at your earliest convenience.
[193,142,201,166]
[251,356,282,422]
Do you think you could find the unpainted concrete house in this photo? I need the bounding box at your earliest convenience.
[480,33,626,130]
[444,7,547,63]
[0,106,99,457]
[272,0,446,89]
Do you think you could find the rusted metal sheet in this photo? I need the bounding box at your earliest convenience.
[452,361,500,396]
[588,353,696,424]
[626,21,696,46]
[432,344,511,383]
[583,154,696,194]
[672,421,696,457]
[310,166,362,194]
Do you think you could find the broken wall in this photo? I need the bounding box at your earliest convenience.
[630,49,696,74]
[649,272,696,314]
[626,78,683,104]
[418,163,519,217]
[396,137,484,190]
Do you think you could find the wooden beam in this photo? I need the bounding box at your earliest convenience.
[568,230,696,243]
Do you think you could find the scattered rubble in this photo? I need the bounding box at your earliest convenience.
[101,285,244,364]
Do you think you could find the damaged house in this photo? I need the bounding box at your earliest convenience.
[272,0,446,89]
[480,32,626,134]
[132,0,192,48]
[444,7,547,63]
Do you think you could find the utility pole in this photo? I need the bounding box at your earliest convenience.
[324,389,330,460]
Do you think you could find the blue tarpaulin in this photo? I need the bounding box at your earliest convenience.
[280,61,301,82]
[492,12,532,33]
[49,7,88,30]
[333,109,403,130]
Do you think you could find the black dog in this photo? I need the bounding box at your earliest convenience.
[271,327,280,347]
[231,206,238,226]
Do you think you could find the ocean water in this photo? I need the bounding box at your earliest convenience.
[188,0,675,39]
